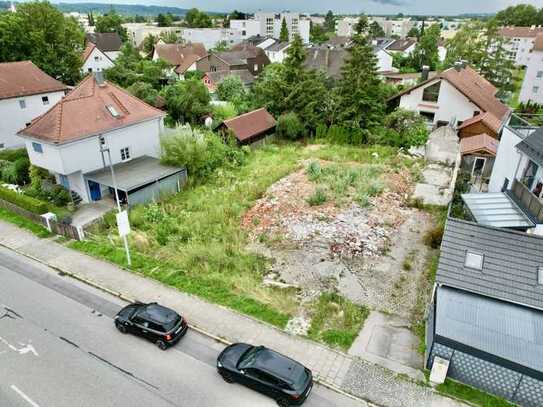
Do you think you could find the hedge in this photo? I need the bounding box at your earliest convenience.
[0,187,49,214]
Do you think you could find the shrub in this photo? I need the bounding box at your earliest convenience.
[276,112,304,140]
[48,185,71,206]
[212,102,238,125]
[0,148,28,162]
[0,187,48,214]
[326,125,368,145]
[307,188,327,206]
[306,161,322,181]
[381,108,429,148]
[424,224,444,249]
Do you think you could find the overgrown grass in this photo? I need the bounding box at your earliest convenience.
[0,207,51,238]
[436,378,515,407]
[307,292,369,350]
[509,68,526,109]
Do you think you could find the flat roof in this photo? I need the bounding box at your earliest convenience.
[462,192,534,229]
[85,156,184,192]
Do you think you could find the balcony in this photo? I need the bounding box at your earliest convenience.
[508,178,543,223]
[506,113,540,139]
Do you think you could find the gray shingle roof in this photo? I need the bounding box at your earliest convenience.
[517,127,543,167]
[437,217,543,310]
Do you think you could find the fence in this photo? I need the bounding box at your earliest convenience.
[511,179,543,223]
[0,198,83,240]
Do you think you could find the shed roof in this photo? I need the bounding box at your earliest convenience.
[461,192,534,229]
[517,127,543,167]
[460,133,498,156]
[86,32,122,52]
[85,156,183,192]
[458,112,503,135]
[0,61,68,100]
[436,286,543,373]
[437,217,543,310]
[222,108,276,142]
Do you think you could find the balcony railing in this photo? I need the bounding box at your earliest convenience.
[507,113,540,139]
[510,179,543,223]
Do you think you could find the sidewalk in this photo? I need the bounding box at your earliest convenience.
[0,220,465,407]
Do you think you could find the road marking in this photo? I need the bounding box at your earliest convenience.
[10,385,41,407]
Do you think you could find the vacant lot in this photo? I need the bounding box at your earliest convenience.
[75,142,431,350]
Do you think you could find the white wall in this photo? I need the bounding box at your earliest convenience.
[181,28,243,50]
[81,47,114,74]
[399,79,480,126]
[376,49,393,73]
[336,17,358,37]
[0,91,65,150]
[265,45,290,63]
[504,36,536,66]
[230,20,260,40]
[520,49,543,104]
[438,46,447,62]
[123,23,181,47]
[104,50,120,61]
[489,126,523,192]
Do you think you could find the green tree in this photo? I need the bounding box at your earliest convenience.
[324,10,335,32]
[127,81,160,106]
[280,17,289,42]
[495,4,539,26]
[334,16,385,131]
[160,78,210,124]
[159,31,178,44]
[185,8,212,28]
[157,13,173,27]
[0,1,85,84]
[444,20,486,68]
[212,40,229,52]
[310,22,329,44]
[88,11,95,26]
[407,26,419,38]
[409,24,441,70]
[369,21,385,38]
[216,75,246,102]
[225,10,246,28]
[479,20,514,91]
[95,10,128,42]
[142,34,159,55]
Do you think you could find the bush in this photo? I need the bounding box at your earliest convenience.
[0,187,49,214]
[381,108,429,148]
[424,224,444,249]
[307,188,327,206]
[0,157,30,185]
[0,148,28,162]
[212,102,238,125]
[276,112,304,140]
[48,185,71,206]
[326,125,368,145]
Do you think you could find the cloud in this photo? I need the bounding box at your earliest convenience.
[370,0,407,5]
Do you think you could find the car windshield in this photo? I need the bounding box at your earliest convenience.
[237,346,261,369]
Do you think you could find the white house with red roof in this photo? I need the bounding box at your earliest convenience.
[0,61,68,150]
[81,42,115,74]
[18,74,186,205]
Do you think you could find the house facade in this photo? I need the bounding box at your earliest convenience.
[426,218,543,406]
[181,28,244,50]
[385,38,417,56]
[81,42,114,74]
[0,61,67,150]
[263,41,290,64]
[203,69,254,94]
[230,12,310,43]
[500,26,543,66]
[520,33,543,104]
[197,46,270,76]
[152,43,207,79]
[86,32,122,61]
[18,74,184,206]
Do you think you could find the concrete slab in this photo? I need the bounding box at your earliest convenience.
[71,199,115,228]
[425,126,459,166]
[413,183,452,206]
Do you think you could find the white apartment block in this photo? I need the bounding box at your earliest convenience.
[500,26,543,67]
[335,17,359,37]
[231,12,310,43]
[181,28,244,49]
[520,34,543,104]
[123,23,182,47]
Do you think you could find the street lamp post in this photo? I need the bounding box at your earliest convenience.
[99,136,131,266]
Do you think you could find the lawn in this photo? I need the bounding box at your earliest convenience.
[437,378,515,407]
[0,207,52,238]
[75,142,418,347]
[509,68,526,109]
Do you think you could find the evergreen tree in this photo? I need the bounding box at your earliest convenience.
[479,20,514,91]
[334,16,385,130]
[95,9,128,42]
[324,10,335,32]
[369,21,385,38]
[88,11,95,26]
[279,17,289,42]
[409,24,440,70]
[444,21,486,68]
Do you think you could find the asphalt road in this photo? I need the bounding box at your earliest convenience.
[0,246,363,407]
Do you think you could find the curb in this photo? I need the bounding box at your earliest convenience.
[0,241,375,406]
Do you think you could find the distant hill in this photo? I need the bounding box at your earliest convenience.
[0,2,224,16]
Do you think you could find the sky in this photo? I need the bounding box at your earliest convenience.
[54,0,543,15]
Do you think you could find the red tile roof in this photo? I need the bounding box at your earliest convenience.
[499,26,543,38]
[0,61,68,100]
[154,43,207,74]
[460,133,498,156]
[222,108,276,142]
[19,75,165,144]
[82,42,96,62]
[457,112,503,134]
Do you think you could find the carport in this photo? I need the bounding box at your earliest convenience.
[84,156,186,206]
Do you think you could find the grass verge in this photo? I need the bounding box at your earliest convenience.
[307,292,369,351]
[436,378,515,407]
[0,207,51,238]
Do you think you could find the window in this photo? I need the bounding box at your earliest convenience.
[537,71,543,79]
[465,251,483,270]
[94,56,100,62]
[242,30,246,36]
[538,267,543,285]
[32,142,43,153]
[254,64,258,71]
[422,82,441,102]
[106,105,119,117]
[42,96,49,105]
[533,86,540,94]
[419,111,435,123]
[120,147,130,161]
[88,68,93,73]
[19,99,26,109]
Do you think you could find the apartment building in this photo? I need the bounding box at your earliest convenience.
[500,26,543,66]
[230,12,310,43]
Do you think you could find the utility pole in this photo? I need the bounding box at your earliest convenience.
[99,136,131,266]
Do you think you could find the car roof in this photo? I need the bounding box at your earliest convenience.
[253,347,304,382]
[136,303,179,325]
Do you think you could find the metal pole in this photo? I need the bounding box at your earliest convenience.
[101,142,131,266]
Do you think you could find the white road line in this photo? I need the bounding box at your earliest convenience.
[10,385,41,407]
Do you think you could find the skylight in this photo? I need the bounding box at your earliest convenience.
[465,251,484,271]
[106,105,119,118]
[538,267,543,285]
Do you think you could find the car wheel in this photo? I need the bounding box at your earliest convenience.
[156,340,167,350]
[221,372,234,383]
[276,398,290,407]
[116,323,127,334]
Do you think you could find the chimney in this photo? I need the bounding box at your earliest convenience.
[454,61,462,72]
[95,71,106,87]
[421,65,430,81]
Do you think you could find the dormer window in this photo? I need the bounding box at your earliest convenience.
[465,251,483,270]
[106,105,119,118]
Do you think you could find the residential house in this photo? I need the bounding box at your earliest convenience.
[385,38,417,56]
[18,74,186,206]
[218,108,276,145]
[303,48,348,80]
[520,33,543,104]
[335,17,359,37]
[0,61,68,150]
[123,23,181,48]
[426,217,543,407]
[197,45,270,76]
[86,32,122,61]
[500,26,543,66]
[263,41,290,64]
[382,70,437,87]
[230,12,310,44]
[374,46,394,73]
[390,63,510,129]
[459,133,498,192]
[152,43,207,79]
[203,70,255,94]
[181,28,244,50]
[373,17,415,39]
[81,42,114,74]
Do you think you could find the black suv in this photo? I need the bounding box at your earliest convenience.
[114,302,188,350]
[217,343,313,406]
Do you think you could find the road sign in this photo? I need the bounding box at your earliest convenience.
[116,210,131,237]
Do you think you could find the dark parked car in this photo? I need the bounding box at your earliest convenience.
[114,302,188,350]
[217,343,313,406]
